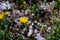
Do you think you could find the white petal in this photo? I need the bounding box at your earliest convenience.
[29,25,33,29]
[28,29,33,37]
[37,22,40,25]
[35,33,45,40]
[27,21,31,24]
[28,25,33,37]
[31,23,34,26]
[34,29,38,33]
[32,13,35,16]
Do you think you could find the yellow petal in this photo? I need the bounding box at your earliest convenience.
[0,14,4,19]
[23,1,26,5]
[5,11,9,15]
[19,17,28,24]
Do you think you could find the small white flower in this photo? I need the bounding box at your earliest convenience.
[16,10,20,14]
[29,25,33,29]
[37,22,40,25]
[39,23,43,26]
[34,20,37,23]
[32,13,35,16]
[21,35,26,39]
[16,28,19,31]
[43,7,46,10]
[47,27,51,32]
[6,1,11,9]
[21,10,24,13]
[22,31,24,34]
[31,22,34,26]
[34,29,38,33]
[1,2,6,10]
[28,25,33,37]
[35,33,45,40]
[23,28,27,31]
[0,1,11,10]
[22,28,27,34]
[25,9,30,15]
[14,19,22,26]
[8,13,11,16]
[42,25,47,27]
[28,29,33,37]
[27,20,31,24]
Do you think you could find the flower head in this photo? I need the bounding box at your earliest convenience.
[0,14,4,19]
[5,11,9,15]
[23,1,26,5]
[19,17,28,24]
[1,11,9,16]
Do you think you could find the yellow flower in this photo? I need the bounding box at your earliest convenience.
[19,17,28,24]
[5,11,9,15]
[23,1,26,5]
[0,14,4,19]
[1,11,9,16]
